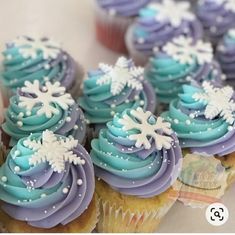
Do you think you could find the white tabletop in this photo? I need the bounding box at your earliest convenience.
[0,0,234,232]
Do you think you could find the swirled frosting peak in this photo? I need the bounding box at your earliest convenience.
[197,0,235,45]
[162,81,235,156]
[0,131,95,228]
[1,36,77,93]
[79,57,156,124]
[145,36,223,104]
[131,0,202,56]
[91,107,182,198]
[2,80,86,146]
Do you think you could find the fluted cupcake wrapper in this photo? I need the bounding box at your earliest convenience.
[125,25,149,66]
[96,195,177,233]
[95,2,132,54]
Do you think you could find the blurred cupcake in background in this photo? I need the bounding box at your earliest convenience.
[174,153,228,208]
[79,57,156,139]
[125,0,203,66]
[2,80,86,147]
[145,36,223,111]
[91,107,182,232]
[217,29,235,87]
[95,0,150,54]
[1,36,84,99]
[197,0,235,46]
[162,82,235,187]
[0,130,98,232]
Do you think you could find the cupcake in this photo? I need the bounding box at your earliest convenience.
[1,36,84,99]
[197,0,235,46]
[90,107,182,232]
[0,130,98,232]
[95,0,150,53]
[2,80,86,147]
[79,57,156,139]
[217,29,235,87]
[174,153,228,208]
[162,82,235,187]
[145,36,223,110]
[125,0,203,65]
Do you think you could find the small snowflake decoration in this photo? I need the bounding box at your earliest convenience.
[19,80,74,118]
[119,107,173,150]
[148,0,195,28]
[96,57,144,96]
[163,36,213,65]
[25,130,84,173]
[193,82,235,124]
[224,0,235,13]
[13,37,61,59]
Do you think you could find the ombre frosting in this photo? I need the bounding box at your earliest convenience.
[131,0,203,56]
[0,131,95,229]
[97,0,150,17]
[91,107,182,198]
[1,36,78,94]
[217,29,235,86]
[79,57,156,125]
[197,0,235,45]
[162,81,235,156]
[145,36,223,104]
[2,80,86,146]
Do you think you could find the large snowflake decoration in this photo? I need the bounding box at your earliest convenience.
[96,57,144,96]
[148,0,195,28]
[25,130,83,173]
[163,37,213,65]
[19,80,74,118]
[119,107,173,150]
[13,37,61,59]
[192,82,235,124]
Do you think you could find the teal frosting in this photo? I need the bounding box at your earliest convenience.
[145,53,222,104]
[161,83,235,156]
[79,58,156,125]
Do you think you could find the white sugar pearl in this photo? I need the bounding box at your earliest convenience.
[77,179,83,185]
[186,120,191,125]
[17,121,23,127]
[140,100,145,106]
[74,125,78,130]
[14,166,20,172]
[41,193,47,198]
[174,119,179,124]
[63,187,69,194]
[1,176,7,182]
[81,159,85,165]
[110,111,115,116]
[18,112,24,118]
[66,117,71,122]
[26,111,31,116]
[15,150,21,156]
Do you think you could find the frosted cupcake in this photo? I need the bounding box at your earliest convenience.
[145,36,223,108]
[0,130,98,232]
[217,29,235,87]
[79,57,156,138]
[162,82,235,187]
[1,36,83,99]
[2,80,86,147]
[91,107,182,232]
[95,0,150,53]
[197,0,235,46]
[126,0,203,65]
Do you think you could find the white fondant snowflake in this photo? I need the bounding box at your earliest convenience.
[13,37,61,59]
[25,130,83,173]
[163,37,213,65]
[148,0,195,28]
[96,57,144,96]
[119,107,173,150]
[193,82,235,124]
[224,0,235,13]
[19,80,74,118]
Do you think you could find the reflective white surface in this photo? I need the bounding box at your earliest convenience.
[0,0,234,232]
